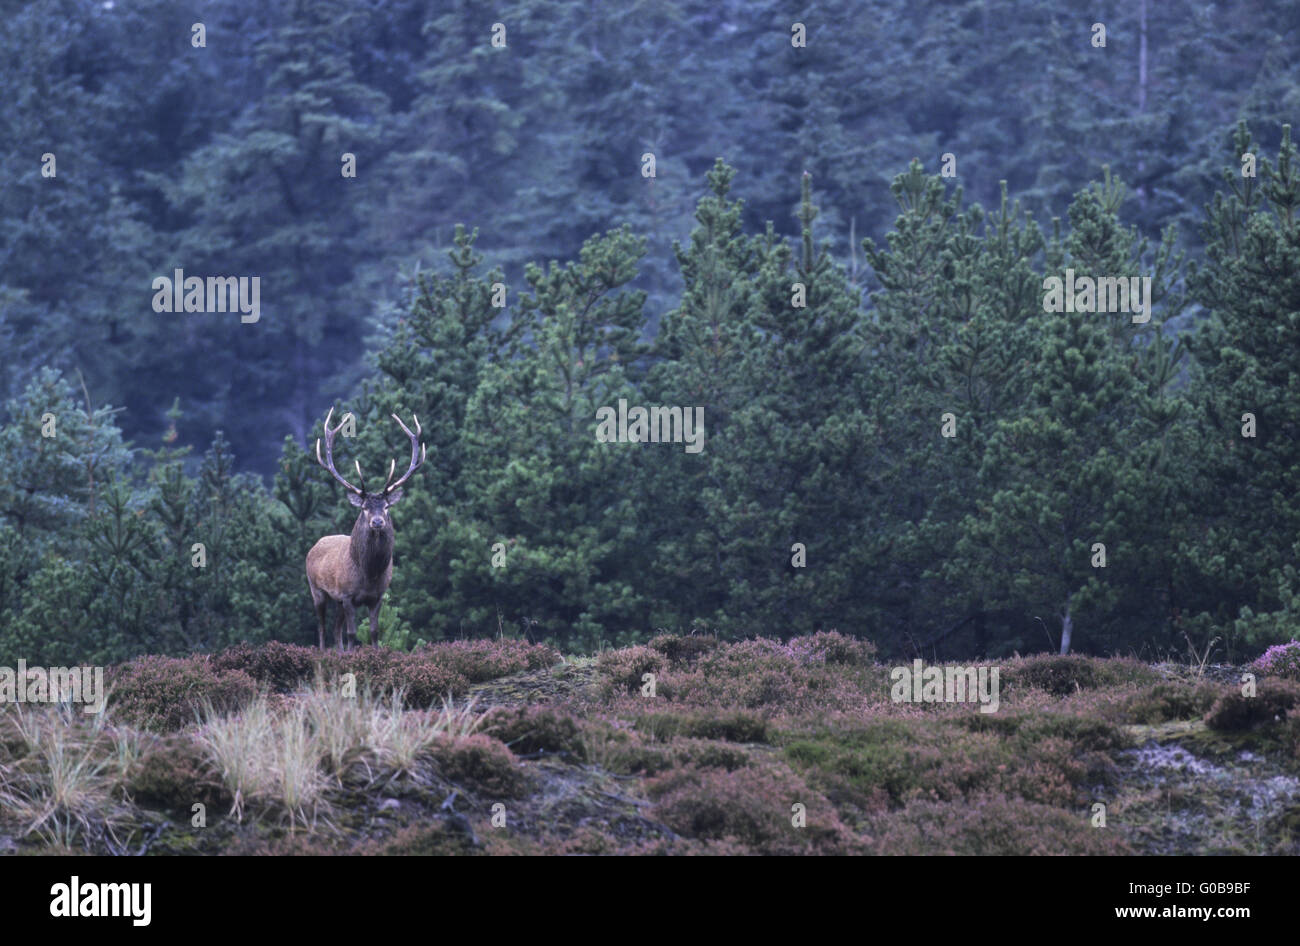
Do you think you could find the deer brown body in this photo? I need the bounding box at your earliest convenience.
[306,409,425,649]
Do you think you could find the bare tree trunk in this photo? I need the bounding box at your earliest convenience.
[1138,0,1148,114]
[1136,0,1148,205]
[1059,595,1074,655]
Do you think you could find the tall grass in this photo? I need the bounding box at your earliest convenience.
[368,691,439,778]
[196,696,274,822]
[0,702,131,849]
[273,703,328,828]
[300,685,372,784]
[195,685,490,825]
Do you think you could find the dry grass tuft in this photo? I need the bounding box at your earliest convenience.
[0,702,134,850]
[195,684,491,825]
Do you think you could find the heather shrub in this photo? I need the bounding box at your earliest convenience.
[319,647,396,691]
[107,657,258,731]
[210,641,319,692]
[1204,679,1300,731]
[673,639,809,709]
[634,710,769,743]
[949,709,1025,737]
[596,637,883,714]
[204,639,555,702]
[574,723,674,775]
[319,648,468,707]
[669,739,753,772]
[534,827,758,856]
[430,734,526,798]
[784,721,936,809]
[1251,640,1300,681]
[1119,681,1221,724]
[705,637,791,664]
[1009,713,1129,752]
[959,712,1125,796]
[484,705,582,756]
[596,645,666,696]
[1097,657,1163,688]
[127,732,230,814]
[1005,655,1100,695]
[787,630,877,667]
[647,633,721,665]
[1003,655,1156,697]
[868,795,1131,855]
[544,825,621,855]
[384,658,469,708]
[415,638,560,683]
[483,827,727,856]
[587,724,755,775]
[785,714,1120,813]
[357,822,481,856]
[610,745,676,776]
[647,759,856,854]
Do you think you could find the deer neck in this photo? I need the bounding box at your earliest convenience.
[350,515,394,581]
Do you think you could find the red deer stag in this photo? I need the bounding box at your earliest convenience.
[306,408,425,650]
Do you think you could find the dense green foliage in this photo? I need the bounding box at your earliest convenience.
[6,0,1299,467]
[3,1,1300,662]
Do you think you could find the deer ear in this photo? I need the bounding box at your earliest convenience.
[385,489,403,506]
[348,492,364,507]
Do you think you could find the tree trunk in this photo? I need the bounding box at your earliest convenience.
[1137,0,1148,114]
[1136,0,1148,205]
[1059,596,1073,655]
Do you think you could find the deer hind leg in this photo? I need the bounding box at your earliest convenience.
[309,580,329,650]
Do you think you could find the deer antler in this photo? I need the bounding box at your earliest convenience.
[314,407,364,495]
[383,413,426,494]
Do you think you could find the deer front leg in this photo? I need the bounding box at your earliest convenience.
[336,600,355,652]
[369,597,383,647]
[342,599,359,651]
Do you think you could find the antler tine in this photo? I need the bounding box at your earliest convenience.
[384,412,426,494]
[313,406,364,495]
[316,407,336,466]
[389,412,415,438]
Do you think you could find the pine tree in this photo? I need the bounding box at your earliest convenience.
[643,160,781,632]
[358,225,521,640]
[951,172,1184,654]
[449,226,650,647]
[1184,122,1300,650]
[708,170,873,635]
[862,164,1045,655]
